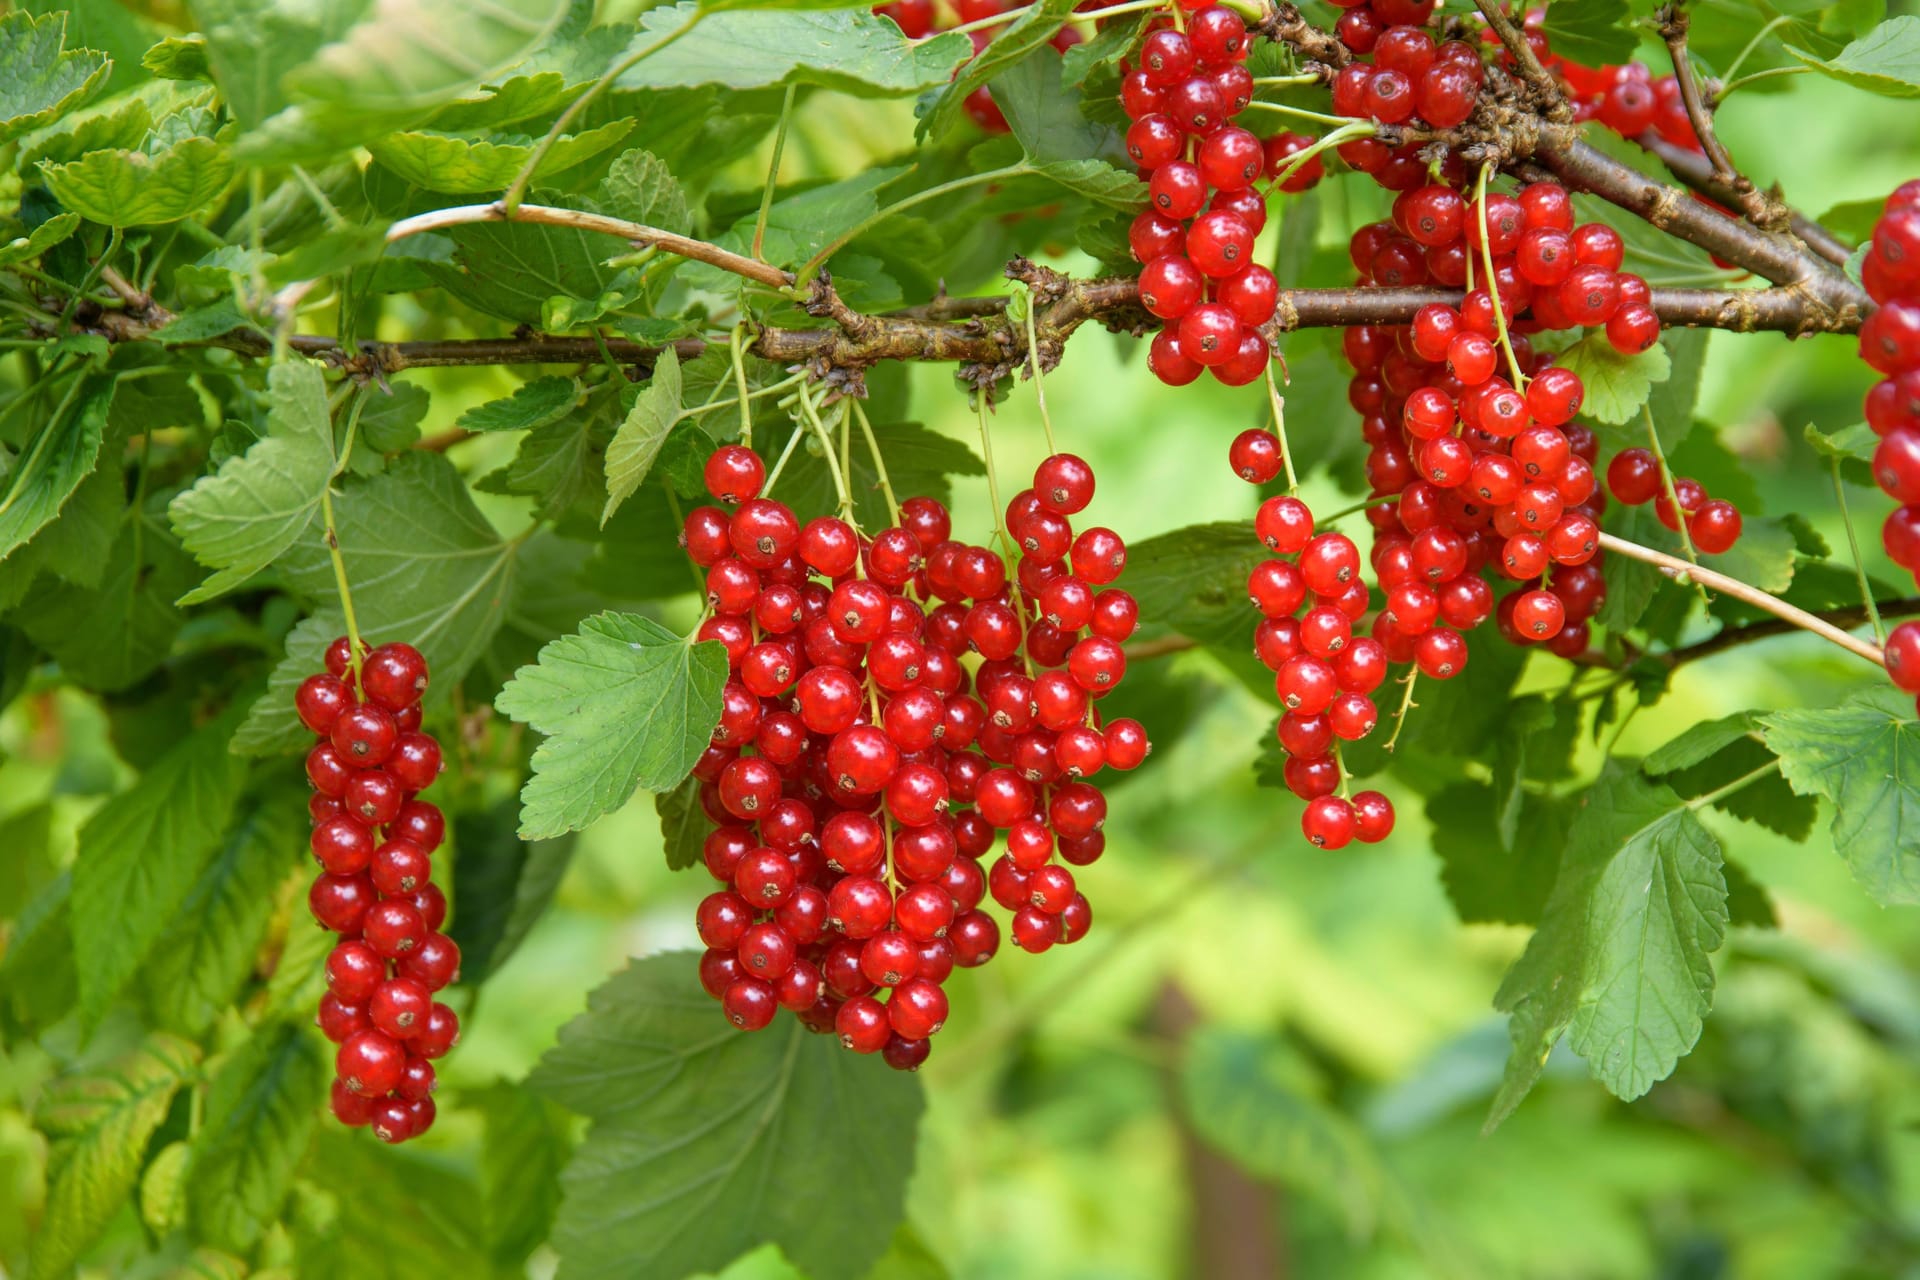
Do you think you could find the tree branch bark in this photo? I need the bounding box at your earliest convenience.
[1633,132,1852,266]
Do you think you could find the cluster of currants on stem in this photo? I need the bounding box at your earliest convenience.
[297,640,458,1144]
[1861,181,1920,695]
[684,436,1147,1069]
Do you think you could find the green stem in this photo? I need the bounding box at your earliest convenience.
[1382,670,1420,752]
[761,419,808,497]
[680,374,806,423]
[1314,490,1401,528]
[796,164,1025,283]
[753,85,799,264]
[1722,15,1792,84]
[60,227,120,332]
[1262,363,1300,493]
[1643,402,1701,567]
[324,395,368,690]
[852,399,901,527]
[1716,64,1810,99]
[797,384,854,520]
[936,0,1164,39]
[1020,286,1058,456]
[1251,74,1322,87]
[1262,121,1373,194]
[502,15,702,214]
[1240,100,1351,127]
[1686,757,1782,811]
[1475,163,1526,389]
[1833,458,1886,644]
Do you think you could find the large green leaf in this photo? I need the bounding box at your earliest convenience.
[365,118,634,194]
[170,361,335,604]
[617,3,971,96]
[0,10,110,144]
[0,378,112,564]
[495,612,727,839]
[528,953,925,1280]
[475,1083,573,1271]
[189,0,354,131]
[40,135,236,226]
[1762,687,1920,904]
[187,1023,326,1252]
[420,212,633,326]
[71,701,251,1025]
[449,799,579,983]
[918,0,1080,143]
[294,1129,491,1275]
[1491,763,1728,1123]
[28,1033,202,1280]
[602,348,682,523]
[1789,15,1920,98]
[285,0,572,117]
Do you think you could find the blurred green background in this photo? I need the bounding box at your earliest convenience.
[8,10,1920,1276]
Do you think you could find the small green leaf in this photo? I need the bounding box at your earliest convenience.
[656,776,705,871]
[0,378,112,564]
[170,361,335,604]
[365,118,635,193]
[1805,420,1878,485]
[597,148,694,235]
[617,3,972,96]
[603,348,682,524]
[1557,333,1672,425]
[457,375,583,434]
[29,1033,202,1280]
[1644,712,1768,774]
[1762,687,1920,904]
[918,0,1080,142]
[187,1023,326,1253]
[528,953,925,1280]
[1789,15,1920,98]
[70,700,250,1024]
[0,213,82,267]
[1541,0,1637,67]
[1028,158,1146,210]
[40,135,236,227]
[449,800,578,983]
[495,612,728,839]
[144,34,212,80]
[285,0,573,117]
[139,1141,191,1236]
[0,10,110,144]
[1061,12,1145,87]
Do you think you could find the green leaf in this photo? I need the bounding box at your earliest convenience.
[187,1023,326,1253]
[1116,522,1265,659]
[170,361,335,604]
[70,703,249,1024]
[144,34,212,80]
[1425,782,1569,926]
[1557,333,1672,425]
[1061,11,1145,87]
[495,611,728,839]
[1762,687,1920,904]
[603,348,682,524]
[475,1083,573,1271]
[500,412,608,520]
[0,378,112,564]
[421,209,632,326]
[0,213,82,267]
[1492,763,1728,1122]
[151,297,254,345]
[285,0,572,117]
[617,3,972,96]
[1180,1027,1382,1236]
[0,10,110,144]
[528,952,925,1280]
[28,1033,202,1280]
[1029,158,1146,210]
[231,614,336,756]
[1805,420,1878,486]
[40,135,236,227]
[1789,15,1920,97]
[991,33,1118,165]
[293,1129,490,1274]
[365,118,635,194]
[918,0,1080,142]
[140,801,305,1036]
[597,148,694,235]
[1645,711,1768,774]
[656,776,706,871]
[457,375,584,434]
[191,0,350,132]
[357,382,432,454]
[1541,0,1638,66]
[139,1141,191,1237]
[449,800,579,983]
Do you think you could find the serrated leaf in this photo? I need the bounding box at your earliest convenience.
[1542,0,1638,66]
[421,208,631,326]
[918,0,1079,142]
[597,148,693,235]
[603,348,682,523]
[151,297,255,345]
[145,34,212,80]
[1061,12,1145,87]
[366,118,634,193]
[0,213,82,266]
[458,375,584,433]
[285,0,572,117]
[656,776,705,871]
[1426,783,1569,926]
[993,39,1118,165]
[618,3,971,96]
[1029,158,1146,210]
[475,1083,572,1270]
[231,614,337,756]
[1645,712,1767,774]
[1665,735,1814,843]
[140,802,304,1036]
[40,135,236,227]
[449,800,578,984]
[495,611,727,839]
[357,382,432,454]
[1116,521,1264,656]
[1789,15,1920,97]
[70,700,250,1024]
[1491,763,1727,1123]
[1762,687,1920,904]
[187,1023,325,1252]
[293,1129,491,1274]
[0,378,112,564]
[528,953,924,1280]
[503,413,607,519]
[170,361,334,603]
[18,503,199,690]
[140,1141,191,1236]
[1557,333,1672,425]
[1597,501,1671,632]
[0,11,110,144]
[28,1033,201,1280]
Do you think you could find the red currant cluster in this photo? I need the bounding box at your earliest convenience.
[1557,56,1702,150]
[296,639,458,1145]
[872,0,1087,133]
[683,440,1147,1070]
[1230,431,1397,848]
[1603,447,1743,553]
[1328,0,1487,185]
[1116,2,1285,388]
[1861,181,1920,693]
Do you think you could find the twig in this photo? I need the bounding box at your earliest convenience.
[1596,531,1887,667]
[1471,0,1569,120]
[1657,7,1741,190]
[1633,132,1849,264]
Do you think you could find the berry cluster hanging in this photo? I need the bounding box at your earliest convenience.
[298,640,458,1145]
[1864,182,1920,694]
[682,438,1146,1068]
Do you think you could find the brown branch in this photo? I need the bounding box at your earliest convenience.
[1472,0,1570,121]
[1661,596,1920,669]
[1656,7,1743,194]
[1634,132,1851,265]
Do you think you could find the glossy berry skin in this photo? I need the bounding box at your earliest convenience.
[362,643,429,711]
[331,703,398,768]
[296,675,353,734]
[338,1029,406,1097]
[704,444,766,504]
[1229,429,1284,483]
[363,899,426,958]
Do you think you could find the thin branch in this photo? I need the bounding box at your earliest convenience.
[1657,7,1741,189]
[1662,596,1920,668]
[1471,0,1569,120]
[1596,531,1887,667]
[1633,132,1850,265]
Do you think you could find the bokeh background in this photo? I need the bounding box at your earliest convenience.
[8,1,1920,1275]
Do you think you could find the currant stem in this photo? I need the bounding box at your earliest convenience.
[1641,403,1702,568]
[1831,459,1887,645]
[1261,120,1374,195]
[1240,100,1351,127]
[932,0,1165,41]
[753,84,798,264]
[1685,757,1783,811]
[729,325,755,447]
[760,408,810,496]
[798,383,856,522]
[323,393,369,692]
[1021,285,1059,456]
[1382,669,1420,753]
[1595,531,1887,667]
[851,399,902,528]
[1475,162,1527,390]
[1262,363,1300,494]
[1314,490,1401,529]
